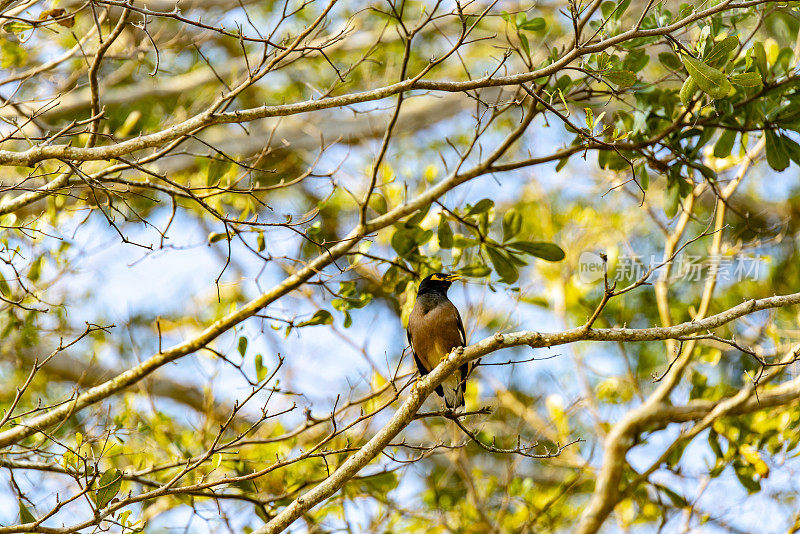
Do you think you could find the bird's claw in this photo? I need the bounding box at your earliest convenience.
[441,346,464,363]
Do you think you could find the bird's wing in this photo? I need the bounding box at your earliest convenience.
[408,318,428,371]
[453,304,473,407]
[454,305,466,346]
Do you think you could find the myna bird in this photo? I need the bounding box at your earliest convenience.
[407,272,469,409]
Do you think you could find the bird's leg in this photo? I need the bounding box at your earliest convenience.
[411,374,424,391]
[440,346,464,363]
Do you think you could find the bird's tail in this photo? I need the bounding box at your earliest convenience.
[442,373,465,410]
[449,418,460,451]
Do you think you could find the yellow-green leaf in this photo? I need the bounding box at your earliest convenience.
[296,309,333,327]
[466,198,494,216]
[730,72,762,87]
[94,469,122,509]
[18,499,35,523]
[680,77,698,106]
[681,56,732,99]
[502,209,522,242]
[3,21,32,34]
[255,353,268,382]
[604,70,637,88]
[704,35,738,66]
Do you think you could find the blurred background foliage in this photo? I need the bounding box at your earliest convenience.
[1,0,800,533]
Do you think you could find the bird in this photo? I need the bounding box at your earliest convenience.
[407,272,469,409]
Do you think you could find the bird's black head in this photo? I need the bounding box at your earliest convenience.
[417,272,461,295]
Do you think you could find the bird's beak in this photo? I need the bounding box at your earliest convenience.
[445,274,462,282]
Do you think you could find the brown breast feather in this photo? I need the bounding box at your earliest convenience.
[408,300,464,373]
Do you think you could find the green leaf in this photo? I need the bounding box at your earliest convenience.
[664,180,681,218]
[0,276,10,296]
[753,42,768,78]
[506,241,565,261]
[369,193,388,215]
[696,163,717,183]
[505,251,528,267]
[296,309,333,327]
[600,1,615,18]
[18,499,35,523]
[658,52,682,70]
[600,0,630,19]
[94,469,122,509]
[206,158,230,186]
[28,255,43,283]
[622,49,648,73]
[3,21,32,34]
[775,46,793,76]
[679,76,698,107]
[453,234,479,248]
[456,262,492,277]
[406,203,430,226]
[207,232,228,244]
[502,209,522,242]
[734,462,761,493]
[704,35,738,66]
[681,55,732,99]
[415,229,433,248]
[666,440,689,467]
[391,228,418,257]
[519,17,545,31]
[708,429,724,459]
[615,0,631,18]
[713,129,736,158]
[466,198,494,216]
[597,149,609,169]
[256,231,265,252]
[518,33,530,57]
[638,165,649,190]
[237,336,248,357]
[437,216,453,249]
[780,134,800,165]
[765,130,789,171]
[604,70,637,87]
[657,484,689,508]
[730,71,762,87]
[485,246,518,284]
[254,505,270,523]
[255,353,268,382]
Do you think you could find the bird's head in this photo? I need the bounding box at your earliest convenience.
[418,272,462,295]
